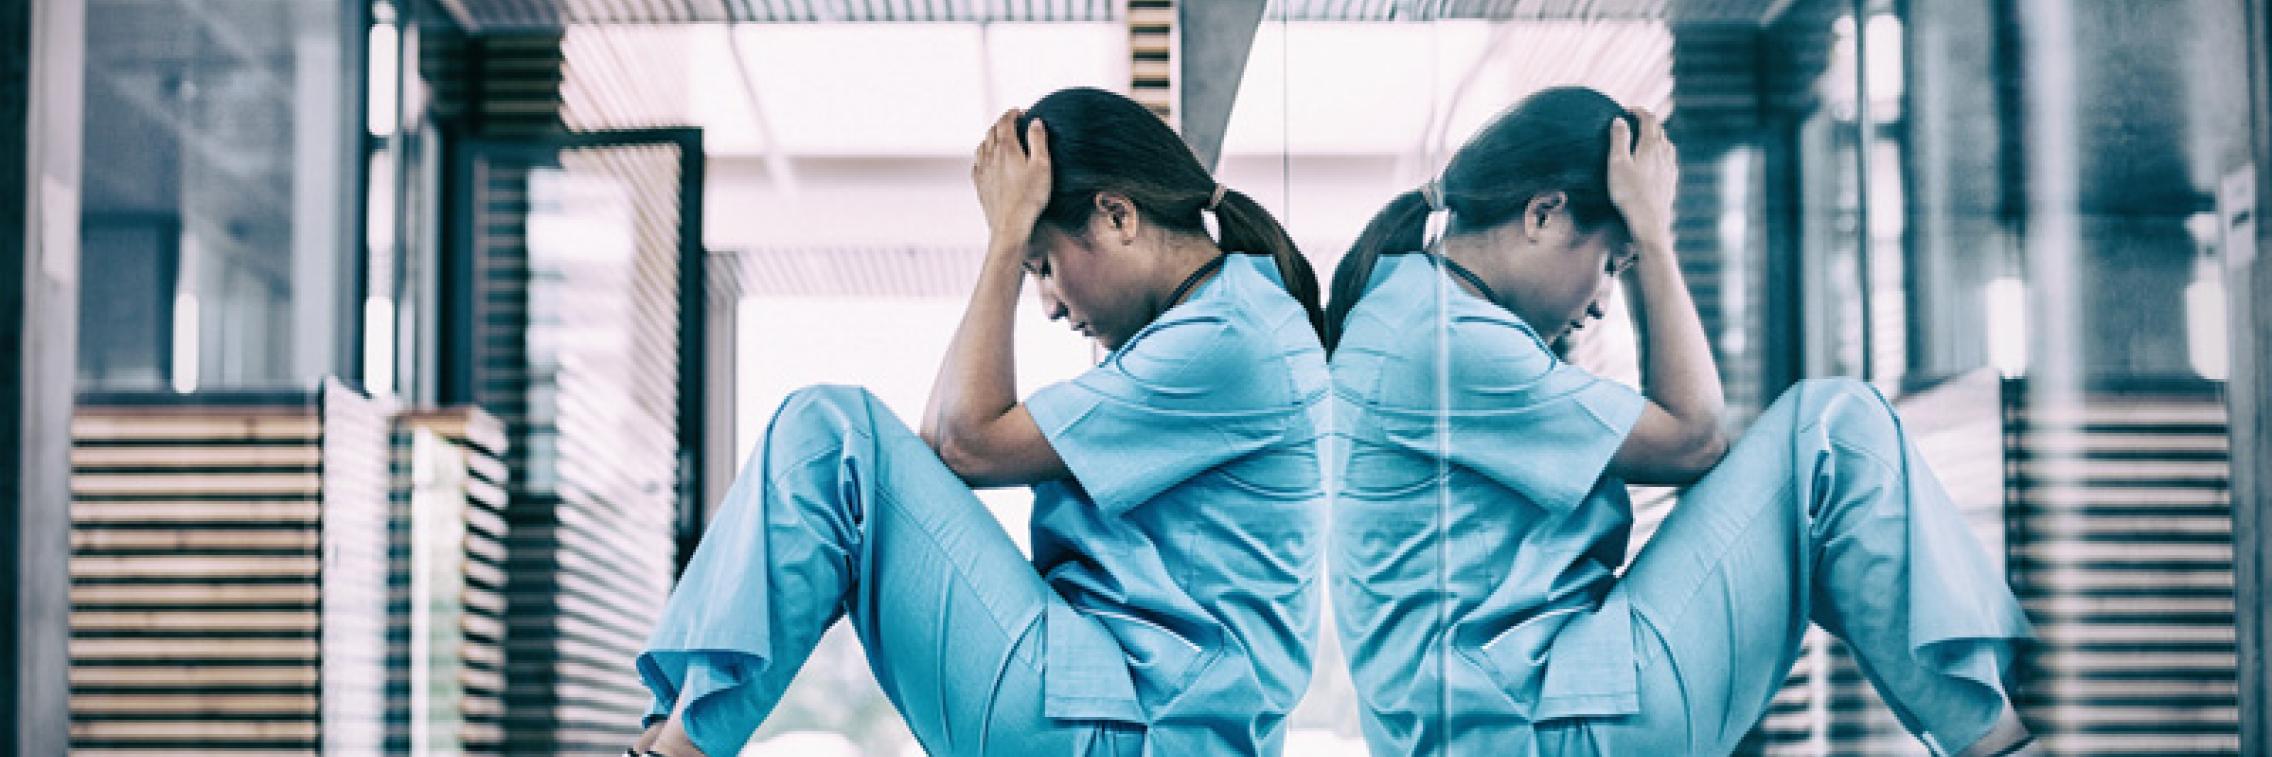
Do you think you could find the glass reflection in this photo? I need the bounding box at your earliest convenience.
[78,0,354,391]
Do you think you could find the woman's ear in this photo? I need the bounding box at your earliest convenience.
[1523,191,1569,242]
[1093,192,1140,246]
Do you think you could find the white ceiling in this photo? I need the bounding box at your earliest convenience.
[564,20,1671,161]
[440,0,1789,29]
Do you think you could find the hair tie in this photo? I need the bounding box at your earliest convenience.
[1419,178,1446,212]
[1419,178,1451,251]
[1206,183,1229,212]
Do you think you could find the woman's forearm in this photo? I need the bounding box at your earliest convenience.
[925,109,1052,458]
[921,236,1026,451]
[1605,110,1723,438]
[1630,238,1724,432]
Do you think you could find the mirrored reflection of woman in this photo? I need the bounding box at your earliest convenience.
[1325,86,2037,757]
[627,87,1332,757]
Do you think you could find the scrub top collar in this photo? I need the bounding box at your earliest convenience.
[1164,253,1228,311]
[1110,251,1246,361]
[1382,249,1505,314]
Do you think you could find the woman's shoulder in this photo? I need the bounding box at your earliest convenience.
[1333,254,1446,335]
[1104,256,1313,402]
[1207,253,1317,336]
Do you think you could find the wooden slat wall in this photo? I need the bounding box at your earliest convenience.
[388,408,512,756]
[2003,380,2239,755]
[67,381,392,756]
[1129,0,1175,123]
[421,32,566,138]
[321,382,395,756]
[472,143,688,754]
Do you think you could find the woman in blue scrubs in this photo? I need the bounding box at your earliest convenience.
[1325,86,2037,757]
[628,87,1332,756]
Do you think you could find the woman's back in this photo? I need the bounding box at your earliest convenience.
[1026,253,1330,750]
[1329,252,1646,754]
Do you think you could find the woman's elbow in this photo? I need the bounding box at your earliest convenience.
[933,431,1004,486]
[1670,425,1729,484]
[933,433,981,480]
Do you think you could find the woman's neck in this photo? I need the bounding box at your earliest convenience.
[1435,235,1499,304]
[1156,234,1226,308]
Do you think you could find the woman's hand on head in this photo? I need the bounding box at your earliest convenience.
[1607,109,1678,251]
[972,109,1053,242]
[1602,110,1726,483]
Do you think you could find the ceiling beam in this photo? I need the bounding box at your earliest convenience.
[1177,0,1267,171]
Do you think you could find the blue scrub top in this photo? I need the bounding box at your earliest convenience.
[1024,253,1330,729]
[1329,253,1648,726]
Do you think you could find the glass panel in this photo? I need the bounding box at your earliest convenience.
[77,0,353,391]
[1992,1,2252,752]
[39,0,2271,755]
[1228,2,1370,750]
[453,136,699,752]
[363,1,398,397]
[684,20,1119,753]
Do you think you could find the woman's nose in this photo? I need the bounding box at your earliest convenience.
[1585,276,1618,320]
[1038,287,1068,321]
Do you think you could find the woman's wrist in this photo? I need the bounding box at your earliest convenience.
[986,207,1043,246]
[1631,227,1675,258]
[1628,236,1681,289]
[985,228,1032,260]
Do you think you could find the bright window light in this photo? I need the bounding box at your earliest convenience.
[1985,276,2027,379]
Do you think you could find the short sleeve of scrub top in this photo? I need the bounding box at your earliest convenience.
[1025,307,1294,515]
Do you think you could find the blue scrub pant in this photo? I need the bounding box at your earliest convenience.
[641,385,1139,756]
[1538,378,2033,755]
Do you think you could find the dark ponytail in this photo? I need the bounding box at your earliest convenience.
[1016,87,1325,341]
[1324,189,1431,352]
[1213,187,1326,341]
[1326,86,1639,353]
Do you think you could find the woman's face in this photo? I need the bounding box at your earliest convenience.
[1493,213,1637,344]
[1025,216,1156,351]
